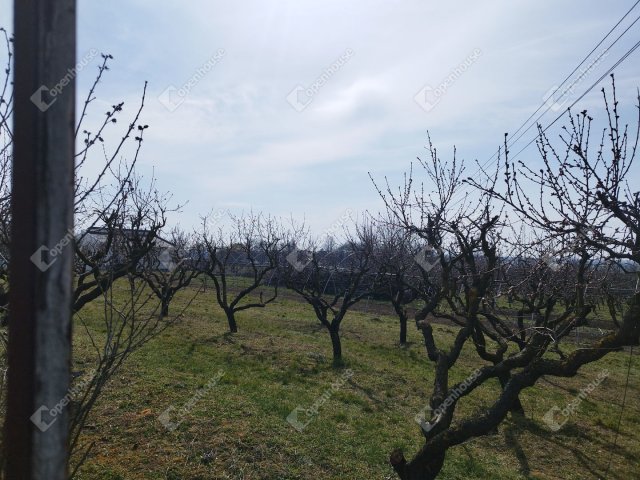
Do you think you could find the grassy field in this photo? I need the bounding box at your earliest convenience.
[71,282,640,480]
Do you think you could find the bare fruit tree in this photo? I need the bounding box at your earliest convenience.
[374,222,418,345]
[66,54,184,476]
[198,211,285,333]
[72,52,175,312]
[374,88,640,478]
[283,221,378,364]
[136,227,201,317]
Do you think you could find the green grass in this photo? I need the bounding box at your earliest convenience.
[71,283,640,479]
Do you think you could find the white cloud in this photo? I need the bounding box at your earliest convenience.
[4,0,639,233]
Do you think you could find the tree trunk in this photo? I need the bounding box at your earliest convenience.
[399,313,408,345]
[160,287,171,317]
[391,298,408,345]
[226,310,238,333]
[498,372,525,415]
[329,327,342,362]
[391,449,445,480]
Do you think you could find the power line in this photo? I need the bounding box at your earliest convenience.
[440,7,640,211]
[407,3,640,217]
[502,0,640,157]
[457,3,640,189]
[503,13,640,164]
[510,36,640,163]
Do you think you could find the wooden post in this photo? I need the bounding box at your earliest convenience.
[5,1,76,479]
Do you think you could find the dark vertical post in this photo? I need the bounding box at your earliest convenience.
[5,1,76,479]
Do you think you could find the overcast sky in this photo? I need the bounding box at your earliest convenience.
[2,1,640,235]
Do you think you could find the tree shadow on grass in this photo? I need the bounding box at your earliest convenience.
[504,419,531,476]
[506,415,634,480]
[347,377,385,406]
[539,376,584,396]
